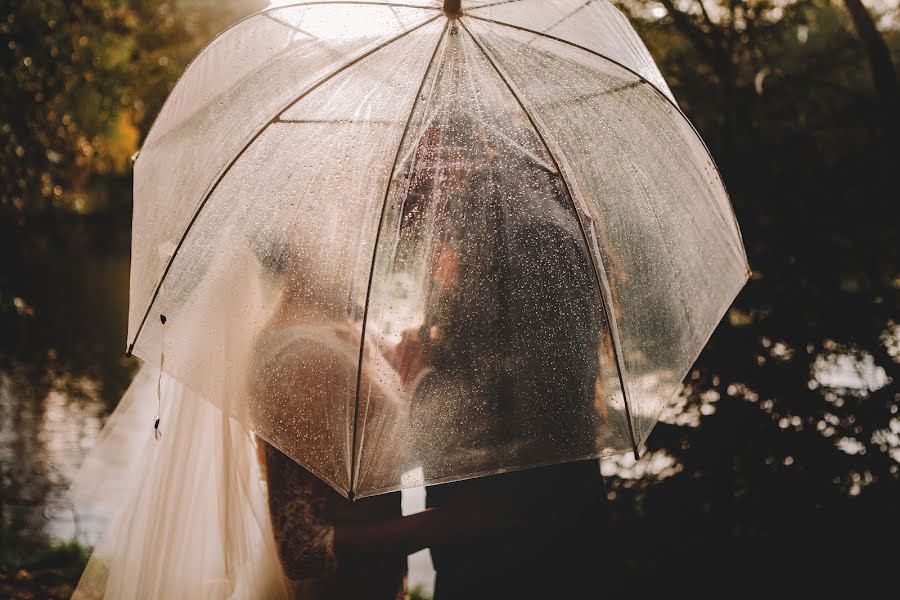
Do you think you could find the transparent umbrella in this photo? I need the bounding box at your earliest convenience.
[126,0,749,499]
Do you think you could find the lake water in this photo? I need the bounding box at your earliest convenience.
[2,219,135,546]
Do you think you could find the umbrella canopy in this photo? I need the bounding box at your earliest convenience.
[127,0,749,498]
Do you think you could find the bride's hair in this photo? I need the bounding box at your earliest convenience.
[245,209,354,316]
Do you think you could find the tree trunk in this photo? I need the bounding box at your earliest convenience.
[843,0,900,131]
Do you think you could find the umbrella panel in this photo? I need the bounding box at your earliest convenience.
[466,0,675,102]
[136,19,446,495]
[355,23,633,496]
[129,4,438,352]
[466,17,749,444]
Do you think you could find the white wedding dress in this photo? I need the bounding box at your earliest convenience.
[70,365,291,600]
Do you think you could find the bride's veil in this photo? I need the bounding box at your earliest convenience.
[70,182,389,597]
[70,363,291,599]
[67,212,299,598]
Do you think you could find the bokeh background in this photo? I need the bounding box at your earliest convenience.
[1,0,898,597]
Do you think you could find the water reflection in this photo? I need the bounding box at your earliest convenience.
[1,219,134,544]
[811,351,890,392]
[0,366,107,544]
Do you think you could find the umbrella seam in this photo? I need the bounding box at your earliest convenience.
[459,17,642,458]
[465,13,750,271]
[349,18,451,499]
[126,13,442,357]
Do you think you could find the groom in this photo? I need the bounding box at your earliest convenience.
[392,166,612,600]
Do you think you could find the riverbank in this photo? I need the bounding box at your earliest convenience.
[1,520,87,600]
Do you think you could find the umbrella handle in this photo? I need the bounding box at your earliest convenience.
[443,0,462,14]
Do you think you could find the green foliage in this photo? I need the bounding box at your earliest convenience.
[409,584,434,600]
[0,517,90,599]
[607,0,899,589]
[0,0,260,219]
[0,0,897,592]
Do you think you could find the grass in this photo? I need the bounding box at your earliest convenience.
[409,584,434,600]
[0,519,90,600]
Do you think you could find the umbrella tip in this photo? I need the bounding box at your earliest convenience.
[125,343,134,358]
[443,0,462,15]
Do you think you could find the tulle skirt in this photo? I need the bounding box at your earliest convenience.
[70,365,291,600]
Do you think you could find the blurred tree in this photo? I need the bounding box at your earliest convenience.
[843,0,900,124]
[607,0,899,591]
[0,0,261,221]
[0,0,897,593]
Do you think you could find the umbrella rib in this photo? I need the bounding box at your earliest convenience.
[459,17,642,458]
[464,0,525,10]
[348,18,451,499]
[126,13,442,357]
[135,2,442,156]
[262,12,319,40]
[507,0,595,41]
[275,118,396,124]
[465,13,750,270]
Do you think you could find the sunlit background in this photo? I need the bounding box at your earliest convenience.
[1,0,898,597]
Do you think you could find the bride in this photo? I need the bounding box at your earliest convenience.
[69,219,402,599]
[70,228,509,600]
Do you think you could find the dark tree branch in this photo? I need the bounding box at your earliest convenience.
[842,0,900,123]
[696,0,716,31]
[658,0,730,76]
